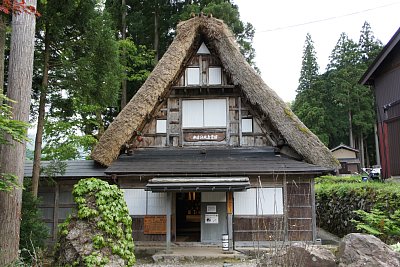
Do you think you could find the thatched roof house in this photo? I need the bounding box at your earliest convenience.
[35,16,340,246]
[91,16,338,169]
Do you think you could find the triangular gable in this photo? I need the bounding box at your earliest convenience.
[91,16,339,169]
[197,42,210,54]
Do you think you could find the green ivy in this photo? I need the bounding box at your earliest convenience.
[57,178,135,266]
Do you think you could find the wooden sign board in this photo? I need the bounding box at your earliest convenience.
[227,192,233,214]
[144,215,166,234]
[184,132,225,142]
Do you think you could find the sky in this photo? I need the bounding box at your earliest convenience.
[234,0,400,102]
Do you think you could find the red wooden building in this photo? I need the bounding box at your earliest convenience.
[360,27,400,178]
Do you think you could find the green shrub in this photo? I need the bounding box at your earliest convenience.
[19,179,49,264]
[315,177,400,241]
[315,175,362,184]
[351,209,400,243]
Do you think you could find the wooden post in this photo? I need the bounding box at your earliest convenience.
[227,192,233,251]
[311,179,317,242]
[53,182,59,241]
[283,175,288,242]
[166,192,172,253]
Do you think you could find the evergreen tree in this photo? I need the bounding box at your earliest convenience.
[359,21,382,67]
[296,33,319,94]
[292,34,330,144]
[326,32,360,147]
[40,8,123,161]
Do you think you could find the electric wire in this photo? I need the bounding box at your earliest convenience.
[255,2,400,33]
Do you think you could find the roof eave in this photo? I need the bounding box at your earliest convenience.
[359,27,400,85]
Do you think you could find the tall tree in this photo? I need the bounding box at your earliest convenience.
[327,33,360,147]
[292,34,330,144]
[356,22,382,166]
[0,0,37,264]
[31,0,99,196]
[40,9,123,161]
[296,33,319,94]
[359,21,382,67]
[120,0,128,108]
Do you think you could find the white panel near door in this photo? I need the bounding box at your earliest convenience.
[123,189,146,215]
[147,192,167,215]
[257,188,284,215]
[234,189,257,215]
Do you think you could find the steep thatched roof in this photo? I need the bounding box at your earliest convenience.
[91,16,339,169]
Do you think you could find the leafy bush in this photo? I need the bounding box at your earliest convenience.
[352,209,400,243]
[19,179,49,264]
[316,176,400,242]
[315,175,362,184]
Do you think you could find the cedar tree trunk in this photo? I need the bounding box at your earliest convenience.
[120,0,127,109]
[0,15,6,97]
[31,25,50,197]
[0,0,37,264]
[154,5,159,63]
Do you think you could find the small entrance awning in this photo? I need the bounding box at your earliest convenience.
[145,177,250,192]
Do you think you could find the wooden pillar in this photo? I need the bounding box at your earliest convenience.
[283,175,288,242]
[311,179,317,242]
[227,191,233,251]
[53,182,59,241]
[166,192,172,253]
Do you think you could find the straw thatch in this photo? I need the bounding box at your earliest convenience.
[91,16,339,169]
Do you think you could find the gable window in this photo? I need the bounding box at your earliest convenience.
[208,67,222,85]
[182,99,227,128]
[156,119,167,134]
[186,67,200,85]
[242,118,253,133]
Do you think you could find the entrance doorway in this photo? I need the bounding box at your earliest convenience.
[176,192,201,241]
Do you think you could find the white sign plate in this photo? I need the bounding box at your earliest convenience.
[205,214,218,224]
[207,205,217,213]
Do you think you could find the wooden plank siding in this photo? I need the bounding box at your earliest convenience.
[233,216,285,241]
[286,181,313,241]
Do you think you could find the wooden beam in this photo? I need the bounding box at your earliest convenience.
[166,192,172,253]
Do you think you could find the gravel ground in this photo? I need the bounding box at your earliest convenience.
[135,259,259,267]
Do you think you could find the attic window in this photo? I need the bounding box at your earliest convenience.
[186,67,200,85]
[197,42,210,54]
[156,120,167,134]
[208,67,222,85]
[242,118,253,133]
[182,99,227,128]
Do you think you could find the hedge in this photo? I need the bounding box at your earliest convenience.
[315,177,400,238]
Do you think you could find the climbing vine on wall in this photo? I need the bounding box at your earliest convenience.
[57,178,135,266]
